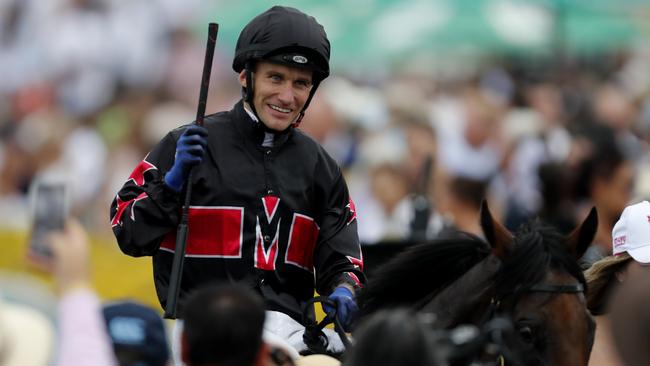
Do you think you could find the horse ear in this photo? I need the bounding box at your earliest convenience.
[480,200,514,259]
[565,207,598,259]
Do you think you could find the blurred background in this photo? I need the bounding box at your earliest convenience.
[2,0,650,307]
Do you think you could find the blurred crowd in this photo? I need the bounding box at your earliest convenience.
[3,0,650,248]
[3,1,650,365]
[0,0,234,232]
[335,49,650,248]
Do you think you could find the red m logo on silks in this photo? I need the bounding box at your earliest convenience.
[255,196,281,270]
[254,217,280,270]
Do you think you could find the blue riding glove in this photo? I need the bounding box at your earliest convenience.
[323,286,358,332]
[164,125,208,192]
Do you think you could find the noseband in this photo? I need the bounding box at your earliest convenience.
[486,281,584,323]
[527,283,584,294]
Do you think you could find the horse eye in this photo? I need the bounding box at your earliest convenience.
[518,325,535,344]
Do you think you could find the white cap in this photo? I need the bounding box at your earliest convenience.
[612,200,650,264]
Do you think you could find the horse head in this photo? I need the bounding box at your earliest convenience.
[477,201,597,366]
[358,201,598,366]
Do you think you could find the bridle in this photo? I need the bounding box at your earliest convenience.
[482,281,585,366]
[418,250,587,366]
[485,281,585,320]
[527,283,584,294]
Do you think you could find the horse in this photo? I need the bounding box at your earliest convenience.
[358,201,598,366]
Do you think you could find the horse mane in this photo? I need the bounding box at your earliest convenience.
[494,221,586,296]
[358,232,490,317]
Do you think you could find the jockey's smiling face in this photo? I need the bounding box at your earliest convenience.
[239,61,313,131]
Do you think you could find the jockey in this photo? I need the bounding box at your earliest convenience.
[110,5,365,355]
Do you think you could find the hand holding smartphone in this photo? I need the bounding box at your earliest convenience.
[27,180,69,264]
[48,220,92,293]
[26,180,93,293]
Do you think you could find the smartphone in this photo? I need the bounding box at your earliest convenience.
[27,180,69,261]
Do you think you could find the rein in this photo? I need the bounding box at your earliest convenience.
[301,296,352,355]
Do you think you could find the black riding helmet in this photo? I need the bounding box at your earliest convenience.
[233,6,331,128]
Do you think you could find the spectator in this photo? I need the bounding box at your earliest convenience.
[609,257,650,366]
[343,308,440,366]
[575,126,634,269]
[46,219,117,366]
[608,200,650,366]
[435,175,488,238]
[102,300,171,366]
[363,163,412,242]
[585,200,650,366]
[180,284,266,366]
[0,294,55,366]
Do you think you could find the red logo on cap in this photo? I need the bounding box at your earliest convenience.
[614,235,626,248]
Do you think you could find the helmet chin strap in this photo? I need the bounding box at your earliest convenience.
[291,78,320,128]
[291,112,305,128]
[243,61,321,131]
[244,62,259,117]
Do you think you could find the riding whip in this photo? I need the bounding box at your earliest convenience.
[164,22,218,319]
